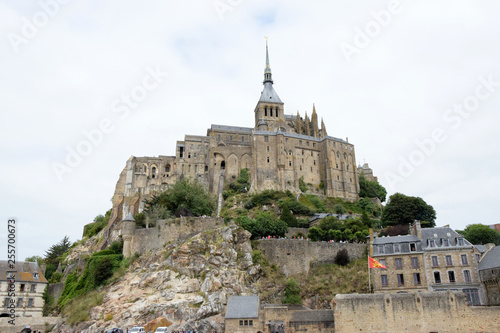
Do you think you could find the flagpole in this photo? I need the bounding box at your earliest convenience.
[368,256,371,293]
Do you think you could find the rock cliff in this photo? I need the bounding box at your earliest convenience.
[54,224,261,332]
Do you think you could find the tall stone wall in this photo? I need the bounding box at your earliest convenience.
[334,291,500,333]
[126,217,224,256]
[256,240,365,276]
[0,316,59,333]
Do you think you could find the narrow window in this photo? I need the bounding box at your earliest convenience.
[461,254,468,265]
[337,175,340,180]
[336,163,338,169]
[275,107,279,116]
[410,243,416,251]
[457,238,464,246]
[378,245,384,254]
[289,161,292,167]
[249,320,253,326]
[28,298,34,307]
[464,270,472,283]
[434,271,441,284]
[313,143,316,147]
[411,257,419,269]
[205,165,208,172]
[30,284,36,293]
[264,106,268,116]
[446,255,453,266]
[3,298,9,307]
[240,320,244,326]
[429,239,435,248]
[188,153,191,159]
[413,273,421,285]
[267,157,270,163]
[306,141,309,146]
[217,134,221,141]
[395,258,402,270]
[264,136,269,142]
[393,244,400,253]
[20,284,25,292]
[448,271,456,283]
[397,274,405,286]
[267,146,270,152]
[314,160,316,165]
[432,256,439,267]
[270,107,273,117]
[242,136,245,142]
[381,275,388,287]
[17,298,23,307]
[194,165,198,173]
[194,153,197,158]
[165,164,170,173]
[300,166,302,171]
[442,239,449,246]
[229,135,232,141]
[244,320,248,326]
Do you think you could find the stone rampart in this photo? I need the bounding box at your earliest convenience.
[126,217,224,256]
[0,316,60,333]
[256,240,365,275]
[47,283,65,303]
[334,291,500,333]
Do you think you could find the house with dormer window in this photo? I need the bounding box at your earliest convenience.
[370,221,486,305]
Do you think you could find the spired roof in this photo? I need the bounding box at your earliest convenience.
[259,82,283,104]
[479,245,500,271]
[225,295,259,318]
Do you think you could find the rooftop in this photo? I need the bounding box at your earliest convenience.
[372,235,420,245]
[0,261,48,283]
[225,295,259,319]
[479,245,500,271]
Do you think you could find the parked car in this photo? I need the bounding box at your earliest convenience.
[130,327,146,333]
[107,329,124,333]
[154,327,168,333]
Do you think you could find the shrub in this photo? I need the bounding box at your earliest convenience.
[282,277,302,304]
[334,249,350,266]
[280,203,296,226]
[299,177,307,192]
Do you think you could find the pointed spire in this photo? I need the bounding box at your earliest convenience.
[304,112,311,136]
[321,117,327,137]
[264,37,273,84]
[296,111,302,133]
[311,104,319,138]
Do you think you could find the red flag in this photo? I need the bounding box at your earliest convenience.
[369,256,386,269]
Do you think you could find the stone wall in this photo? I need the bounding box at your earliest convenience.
[125,217,224,256]
[256,240,365,276]
[334,291,500,333]
[0,316,59,333]
[47,283,65,303]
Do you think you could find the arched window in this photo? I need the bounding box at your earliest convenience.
[221,161,225,170]
[152,166,157,178]
[165,164,170,173]
[270,107,273,117]
[205,165,208,172]
[276,107,279,116]
[265,106,268,116]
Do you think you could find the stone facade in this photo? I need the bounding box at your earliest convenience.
[0,261,47,318]
[334,291,500,333]
[369,222,485,305]
[225,295,334,333]
[109,43,366,226]
[256,239,365,276]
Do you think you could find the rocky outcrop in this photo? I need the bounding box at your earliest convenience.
[54,223,261,332]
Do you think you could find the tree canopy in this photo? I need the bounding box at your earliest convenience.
[144,178,215,217]
[359,174,387,202]
[381,193,436,227]
[236,211,288,239]
[458,224,500,245]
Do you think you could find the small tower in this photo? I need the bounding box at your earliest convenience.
[304,112,311,136]
[121,213,136,257]
[321,117,327,137]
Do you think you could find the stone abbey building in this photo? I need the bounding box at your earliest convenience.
[112,43,368,219]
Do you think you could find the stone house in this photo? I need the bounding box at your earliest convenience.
[225,295,334,333]
[110,42,372,224]
[0,261,48,317]
[370,221,485,305]
[478,245,500,305]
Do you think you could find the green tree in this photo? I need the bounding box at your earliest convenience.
[236,212,287,239]
[25,255,43,266]
[359,174,387,202]
[381,193,436,227]
[144,179,215,217]
[282,277,302,304]
[458,224,500,245]
[333,204,346,215]
[280,203,297,227]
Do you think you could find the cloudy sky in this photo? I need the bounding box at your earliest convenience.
[1,0,499,260]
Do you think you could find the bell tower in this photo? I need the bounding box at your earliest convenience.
[254,39,285,130]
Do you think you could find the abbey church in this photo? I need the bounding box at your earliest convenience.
[112,43,375,218]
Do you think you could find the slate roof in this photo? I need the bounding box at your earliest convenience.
[479,246,500,271]
[0,261,48,283]
[372,235,420,245]
[259,82,283,104]
[210,125,254,133]
[290,310,334,323]
[474,245,488,254]
[421,227,472,248]
[225,296,259,319]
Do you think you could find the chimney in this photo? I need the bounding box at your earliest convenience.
[23,262,30,272]
[40,263,47,275]
[412,220,422,239]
